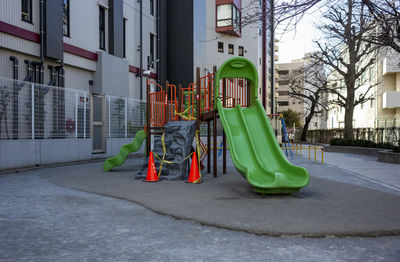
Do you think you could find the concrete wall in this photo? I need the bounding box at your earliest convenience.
[0,138,144,171]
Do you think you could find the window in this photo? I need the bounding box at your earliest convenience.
[216,3,241,32]
[99,6,106,50]
[232,5,241,31]
[314,122,318,127]
[278,70,289,75]
[21,0,32,23]
[150,0,154,16]
[278,91,289,96]
[278,80,289,85]
[370,99,374,108]
[228,44,234,55]
[292,101,296,105]
[217,4,232,27]
[150,34,155,68]
[238,46,244,56]
[218,42,224,52]
[123,19,126,57]
[63,0,70,36]
[278,101,289,106]
[360,102,364,109]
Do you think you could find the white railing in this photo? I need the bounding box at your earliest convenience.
[0,77,146,140]
[106,95,146,138]
[0,77,90,140]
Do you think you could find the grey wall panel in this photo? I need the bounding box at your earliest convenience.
[193,0,206,76]
[159,0,168,84]
[94,51,129,97]
[167,0,194,87]
[108,0,124,58]
[44,0,63,60]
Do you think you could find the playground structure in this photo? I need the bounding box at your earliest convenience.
[146,66,235,178]
[144,57,309,193]
[104,57,309,193]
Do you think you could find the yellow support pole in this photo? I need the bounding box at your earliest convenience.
[314,147,317,162]
[321,148,324,165]
[308,145,311,160]
[296,144,298,155]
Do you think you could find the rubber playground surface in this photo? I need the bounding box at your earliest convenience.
[41,155,400,237]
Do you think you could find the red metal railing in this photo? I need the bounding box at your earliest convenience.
[180,83,196,120]
[167,83,178,121]
[148,73,254,127]
[219,78,250,108]
[148,79,167,127]
[199,73,214,113]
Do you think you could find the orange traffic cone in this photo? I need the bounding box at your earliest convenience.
[187,152,201,183]
[145,152,158,182]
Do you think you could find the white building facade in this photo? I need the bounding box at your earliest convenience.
[327,48,400,129]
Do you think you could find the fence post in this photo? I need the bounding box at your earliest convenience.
[31,83,35,139]
[308,145,310,160]
[75,91,78,138]
[108,96,111,138]
[314,147,317,163]
[124,98,128,138]
[83,92,86,138]
[321,148,324,165]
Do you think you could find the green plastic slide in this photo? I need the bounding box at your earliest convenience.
[214,57,309,194]
[103,130,146,172]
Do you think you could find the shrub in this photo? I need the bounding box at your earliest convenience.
[329,138,399,152]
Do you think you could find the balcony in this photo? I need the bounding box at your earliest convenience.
[382,91,400,108]
[216,0,242,37]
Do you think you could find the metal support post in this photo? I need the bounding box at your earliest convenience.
[31,83,35,139]
[75,92,78,138]
[124,98,128,138]
[83,93,87,138]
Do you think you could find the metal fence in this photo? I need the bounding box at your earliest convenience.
[0,77,146,140]
[106,95,146,138]
[306,127,400,146]
[0,77,90,140]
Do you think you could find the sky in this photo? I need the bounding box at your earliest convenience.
[276,12,322,63]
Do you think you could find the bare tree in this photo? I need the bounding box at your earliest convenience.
[241,0,336,34]
[288,59,328,141]
[311,0,378,140]
[362,0,400,53]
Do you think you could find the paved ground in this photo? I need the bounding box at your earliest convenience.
[291,144,400,191]
[1,170,400,261]
[1,149,400,261]
[40,156,400,237]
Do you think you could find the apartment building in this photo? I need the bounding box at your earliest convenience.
[0,0,275,169]
[276,58,328,130]
[204,0,276,114]
[276,61,305,125]
[327,48,400,129]
[0,0,159,99]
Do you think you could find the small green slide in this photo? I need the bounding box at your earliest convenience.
[215,57,309,194]
[103,130,146,172]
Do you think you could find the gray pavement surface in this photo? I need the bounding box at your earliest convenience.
[292,144,400,191]
[37,155,400,237]
[1,170,400,261]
